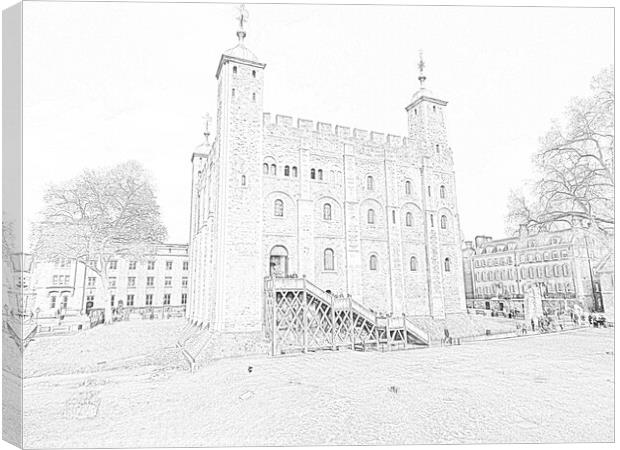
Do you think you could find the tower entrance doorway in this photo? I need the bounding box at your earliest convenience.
[269,245,289,278]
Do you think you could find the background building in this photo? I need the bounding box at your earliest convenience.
[31,244,189,325]
[187,18,467,334]
[462,226,610,316]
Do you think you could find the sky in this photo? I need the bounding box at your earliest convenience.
[21,1,613,247]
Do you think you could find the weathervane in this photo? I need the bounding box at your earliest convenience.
[418,49,427,88]
[236,4,249,43]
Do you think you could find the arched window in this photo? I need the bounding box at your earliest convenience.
[405,181,412,195]
[274,199,284,217]
[284,165,290,176]
[270,164,276,176]
[444,257,451,272]
[405,212,413,227]
[292,166,298,177]
[318,169,323,180]
[323,203,332,220]
[367,208,375,224]
[440,215,448,229]
[262,163,269,175]
[440,185,446,199]
[367,176,374,190]
[369,254,378,271]
[410,256,418,272]
[324,249,334,271]
[310,169,316,179]
[241,175,246,186]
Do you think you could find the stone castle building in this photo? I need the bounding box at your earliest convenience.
[187,15,466,335]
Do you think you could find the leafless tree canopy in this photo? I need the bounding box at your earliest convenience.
[507,67,614,239]
[32,161,167,322]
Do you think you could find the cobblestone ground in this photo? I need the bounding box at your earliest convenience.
[22,327,613,447]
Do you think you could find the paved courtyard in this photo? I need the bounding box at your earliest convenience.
[21,325,613,447]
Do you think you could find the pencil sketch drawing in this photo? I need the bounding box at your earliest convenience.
[2,2,614,448]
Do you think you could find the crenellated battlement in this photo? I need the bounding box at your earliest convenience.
[263,112,408,147]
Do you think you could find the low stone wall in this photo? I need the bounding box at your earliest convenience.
[189,331,271,369]
[408,313,519,343]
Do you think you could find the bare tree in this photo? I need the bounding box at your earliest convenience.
[507,67,614,242]
[32,161,167,324]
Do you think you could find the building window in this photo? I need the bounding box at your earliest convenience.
[552,251,559,260]
[182,277,188,287]
[292,166,298,177]
[181,293,187,305]
[241,175,246,186]
[405,181,412,195]
[444,257,451,272]
[430,214,434,227]
[163,294,171,305]
[317,169,323,180]
[309,168,315,179]
[270,164,276,176]
[323,203,332,220]
[410,256,418,272]
[232,88,236,98]
[109,260,117,270]
[263,163,269,175]
[324,249,335,271]
[367,208,375,224]
[110,294,115,307]
[435,144,440,153]
[233,66,237,74]
[284,165,290,176]
[183,261,189,271]
[165,277,172,287]
[166,261,173,270]
[392,210,396,224]
[405,212,413,227]
[274,199,284,217]
[252,70,256,78]
[553,265,560,277]
[127,294,135,306]
[87,277,96,287]
[427,186,431,197]
[440,215,448,229]
[252,92,256,102]
[109,277,117,288]
[440,185,446,199]
[128,277,136,288]
[433,105,436,112]
[128,261,137,270]
[148,260,155,270]
[147,276,154,287]
[145,294,153,306]
[562,264,570,276]
[367,176,374,190]
[50,294,57,309]
[369,255,378,271]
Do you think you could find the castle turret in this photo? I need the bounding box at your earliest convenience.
[406,52,466,318]
[210,6,266,332]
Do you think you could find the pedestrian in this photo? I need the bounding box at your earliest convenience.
[531,318,535,332]
[588,314,593,326]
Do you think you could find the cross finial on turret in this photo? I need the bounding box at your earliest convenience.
[418,49,426,88]
[236,4,249,43]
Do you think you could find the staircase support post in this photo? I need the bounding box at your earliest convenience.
[302,277,308,353]
[374,313,380,351]
[386,316,391,352]
[271,290,277,356]
[402,313,408,349]
[330,295,336,351]
[348,295,354,350]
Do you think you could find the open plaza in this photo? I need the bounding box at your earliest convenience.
[19,319,614,447]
